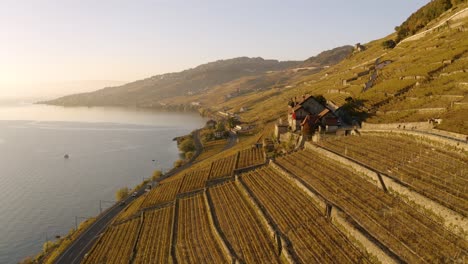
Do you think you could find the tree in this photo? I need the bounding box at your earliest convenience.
[174,159,184,168]
[227,117,238,129]
[151,170,162,181]
[115,187,129,201]
[179,137,195,153]
[43,241,56,253]
[314,95,327,106]
[216,121,226,132]
[205,132,215,141]
[382,39,396,49]
[185,151,194,160]
[395,0,455,41]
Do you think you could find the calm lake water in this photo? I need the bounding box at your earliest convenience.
[0,102,206,263]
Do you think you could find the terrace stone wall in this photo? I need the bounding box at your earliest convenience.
[361,121,433,131]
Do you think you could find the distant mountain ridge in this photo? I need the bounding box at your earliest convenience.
[302,45,353,67]
[42,46,353,107]
[42,57,299,107]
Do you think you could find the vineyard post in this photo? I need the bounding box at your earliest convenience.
[45,231,48,252]
[326,204,333,219]
[99,200,116,214]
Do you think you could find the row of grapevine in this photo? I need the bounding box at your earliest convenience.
[276,150,467,263]
[133,206,174,264]
[320,134,468,216]
[241,167,369,264]
[176,194,229,263]
[208,154,237,180]
[114,195,146,223]
[237,147,265,169]
[208,181,280,263]
[196,139,227,161]
[179,168,210,194]
[142,178,182,209]
[82,218,140,264]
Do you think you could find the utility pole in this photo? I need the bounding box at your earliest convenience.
[99,200,116,214]
[44,231,48,253]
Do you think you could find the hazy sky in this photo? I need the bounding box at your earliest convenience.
[0,0,429,98]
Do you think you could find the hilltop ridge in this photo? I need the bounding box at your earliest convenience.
[42,47,353,108]
[210,2,468,134]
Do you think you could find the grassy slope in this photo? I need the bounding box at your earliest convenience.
[208,4,468,134]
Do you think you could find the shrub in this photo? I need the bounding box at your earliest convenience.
[179,137,195,153]
[42,241,56,253]
[216,121,226,132]
[115,187,129,201]
[382,39,396,49]
[185,151,194,160]
[174,159,184,168]
[151,170,162,181]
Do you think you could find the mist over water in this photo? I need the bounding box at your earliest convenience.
[0,102,206,263]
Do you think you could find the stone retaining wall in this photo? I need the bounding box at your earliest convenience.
[129,212,145,263]
[170,199,179,264]
[361,121,433,131]
[305,142,468,234]
[235,175,297,264]
[269,160,398,263]
[360,130,468,151]
[269,161,327,211]
[203,190,238,264]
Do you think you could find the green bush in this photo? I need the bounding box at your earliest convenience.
[382,39,396,49]
[174,159,184,168]
[151,170,162,181]
[395,0,455,41]
[185,151,194,160]
[216,121,226,132]
[179,137,195,153]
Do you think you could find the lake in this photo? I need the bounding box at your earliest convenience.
[0,102,206,263]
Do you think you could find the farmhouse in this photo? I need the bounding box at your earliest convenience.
[274,118,288,139]
[232,124,255,134]
[288,95,340,133]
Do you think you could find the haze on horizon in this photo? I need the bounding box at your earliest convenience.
[0,0,429,99]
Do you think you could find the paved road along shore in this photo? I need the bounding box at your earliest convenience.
[54,130,203,264]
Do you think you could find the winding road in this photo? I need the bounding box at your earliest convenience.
[54,130,203,264]
[223,131,238,151]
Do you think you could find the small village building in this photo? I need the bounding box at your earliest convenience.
[274,123,288,139]
[214,131,224,139]
[354,43,366,52]
[233,124,255,134]
[263,137,275,151]
[288,95,339,132]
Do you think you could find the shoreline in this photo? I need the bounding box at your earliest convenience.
[0,107,206,264]
[28,125,206,264]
